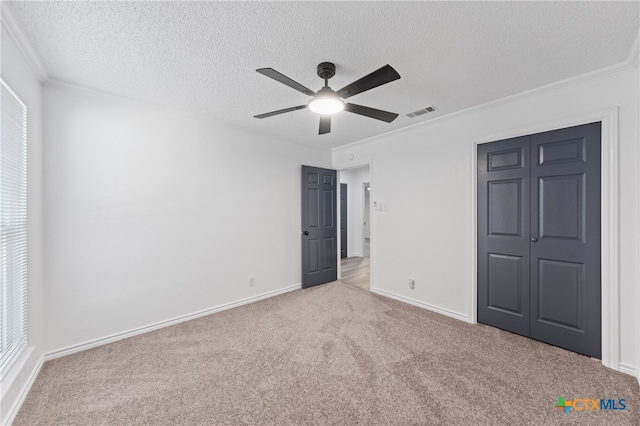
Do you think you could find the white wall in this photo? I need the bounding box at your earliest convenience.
[339,166,370,257]
[333,67,639,374]
[42,85,331,353]
[0,25,45,425]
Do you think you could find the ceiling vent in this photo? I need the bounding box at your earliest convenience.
[406,105,437,118]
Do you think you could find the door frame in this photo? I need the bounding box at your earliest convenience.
[340,183,348,259]
[336,161,374,288]
[362,182,370,256]
[469,107,619,371]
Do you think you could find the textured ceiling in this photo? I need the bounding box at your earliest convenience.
[8,1,640,149]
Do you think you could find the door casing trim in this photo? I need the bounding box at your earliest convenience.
[362,182,370,261]
[469,107,619,371]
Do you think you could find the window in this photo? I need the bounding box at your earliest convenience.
[0,80,28,378]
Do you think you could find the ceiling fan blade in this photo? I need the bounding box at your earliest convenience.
[337,65,400,99]
[256,68,316,96]
[254,105,307,119]
[344,103,399,123]
[319,115,331,135]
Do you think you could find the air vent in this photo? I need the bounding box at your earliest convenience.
[406,105,437,118]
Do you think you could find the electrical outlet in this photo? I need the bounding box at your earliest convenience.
[409,278,415,290]
[249,276,255,287]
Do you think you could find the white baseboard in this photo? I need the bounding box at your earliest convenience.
[618,362,637,378]
[3,352,44,426]
[371,288,469,322]
[348,252,363,258]
[44,284,301,362]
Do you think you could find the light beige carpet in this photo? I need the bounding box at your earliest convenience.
[15,282,639,425]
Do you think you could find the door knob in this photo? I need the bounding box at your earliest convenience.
[301,230,309,236]
[531,237,538,242]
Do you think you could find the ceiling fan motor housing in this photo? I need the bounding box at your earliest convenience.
[317,62,336,80]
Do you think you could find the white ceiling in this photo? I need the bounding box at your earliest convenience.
[7,1,639,149]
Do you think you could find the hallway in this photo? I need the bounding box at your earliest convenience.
[340,256,370,290]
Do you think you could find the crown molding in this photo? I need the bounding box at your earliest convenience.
[43,78,334,153]
[1,1,49,83]
[44,78,141,102]
[334,29,640,153]
[627,27,640,69]
[335,60,635,152]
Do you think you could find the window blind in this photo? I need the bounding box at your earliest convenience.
[0,80,28,378]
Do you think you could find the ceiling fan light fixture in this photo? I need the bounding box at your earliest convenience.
[255,62,401,134]
[308,96,345,115]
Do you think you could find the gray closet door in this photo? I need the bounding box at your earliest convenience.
[477,136,531,337]
[529,123,601,358]
[478,122,601,358]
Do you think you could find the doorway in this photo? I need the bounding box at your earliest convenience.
[340,183,347,259]
[338,165,371,290]
[363,183,371,258]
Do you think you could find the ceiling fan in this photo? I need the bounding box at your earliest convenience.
[254,62,401,135]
